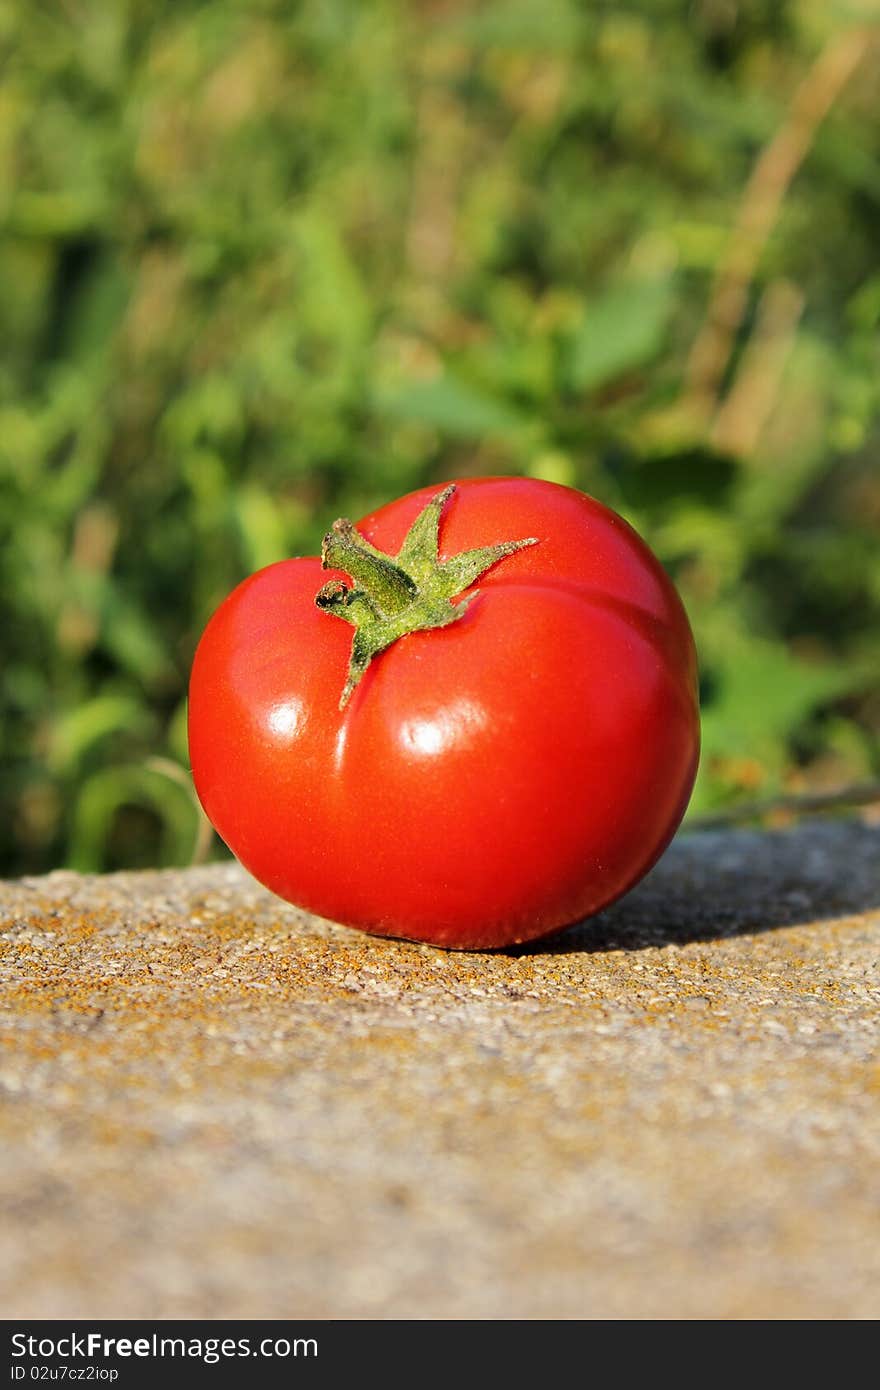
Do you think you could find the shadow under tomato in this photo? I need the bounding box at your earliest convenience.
[509,818,880,956]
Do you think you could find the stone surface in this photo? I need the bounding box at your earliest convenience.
[1,819,878,1320]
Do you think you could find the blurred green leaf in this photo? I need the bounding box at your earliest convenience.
[568,279,676,392]
[70,765,200,872]
[701,640,867,758]
[102,591,175,688]
[237,482,289,572]
[446,0,586,49]
[377,375,528,439]
[47,694,154,776]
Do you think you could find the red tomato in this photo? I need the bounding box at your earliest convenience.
[188,477,699,949]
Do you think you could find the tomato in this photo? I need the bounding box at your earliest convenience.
[188,477,699,949]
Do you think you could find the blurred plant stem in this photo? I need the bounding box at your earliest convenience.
[690,781,880,831]
[710,279,804,458]
[684,25,875,433]
[144,758,216,866]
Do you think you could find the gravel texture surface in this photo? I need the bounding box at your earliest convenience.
[1,819,878,1319]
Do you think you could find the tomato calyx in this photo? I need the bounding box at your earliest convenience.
[316,483,538,708]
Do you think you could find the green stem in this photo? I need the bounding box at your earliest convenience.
[321,519,415,616]
[316,484,538,708]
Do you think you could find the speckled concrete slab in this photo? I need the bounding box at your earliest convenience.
[1,819,878,1320]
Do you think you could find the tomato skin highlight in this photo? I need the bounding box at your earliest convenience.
[188,477,700,949]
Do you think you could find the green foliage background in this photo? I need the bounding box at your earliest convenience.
[1,0,878,876]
